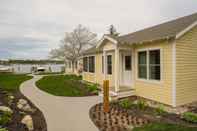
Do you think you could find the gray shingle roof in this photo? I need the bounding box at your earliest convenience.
[117,12,197,44]
[83,12,197,55]
[82,46,102,55]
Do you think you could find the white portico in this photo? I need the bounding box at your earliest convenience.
[96,35,135,97]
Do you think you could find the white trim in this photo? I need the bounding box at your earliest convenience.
[176,21,197,39]
[136,47,163,84]
[172,41,176,107]
[96,35,118,48]
[103,49,115,52]
[103,51,107,80]
[114,46,120,92]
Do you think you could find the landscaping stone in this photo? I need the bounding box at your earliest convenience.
[0,106,13,114]
[8,95,14,100]
[21,115,34,131]
[18,99,28,105]
[17,99,35,112]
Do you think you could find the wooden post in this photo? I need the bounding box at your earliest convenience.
[103,80,109,113]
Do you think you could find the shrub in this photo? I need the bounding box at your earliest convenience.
[65,75,82,80]
[87,84,98,92]
[119,98,133,109]
[137,99,148,110]
[133,122,197,131]
[0,111,12,126]
[0,128,8,131]
[183,112,197,123]
[87,84,99,94]
[155,104,166,116]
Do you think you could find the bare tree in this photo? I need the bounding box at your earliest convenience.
[50,25,97,72]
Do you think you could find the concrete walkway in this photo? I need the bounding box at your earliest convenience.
[20,75,101,131]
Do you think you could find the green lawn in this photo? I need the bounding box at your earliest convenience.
[0,73,33,92]
[36,75,98,96]
[133,123,197,131]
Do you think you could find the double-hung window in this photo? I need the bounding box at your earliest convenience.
[138,51,147,79]
[89,56,95,73]
[107,55,112,75]
[83,57,88,72]
[138,49,161,81]
[149,50,160,80]
[102,56,104,73]
[83,56,95,73]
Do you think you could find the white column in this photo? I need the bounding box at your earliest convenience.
[103,51,107,80]
[115,47,120,92]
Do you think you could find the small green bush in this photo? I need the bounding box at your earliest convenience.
[0,111,12,126]
[137,99,148,110]
[119,98,133,109]
[0,128,8,131]
[133,122,197,131]
[155,104,166,116]
[87,84,98,92]
[183,112,197,123]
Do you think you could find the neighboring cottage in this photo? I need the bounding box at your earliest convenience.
[82,12,197,107]
[65,59,83,75]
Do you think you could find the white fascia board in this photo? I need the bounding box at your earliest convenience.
[96,35,118,48]
[176,21,197,39]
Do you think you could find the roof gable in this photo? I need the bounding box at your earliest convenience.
[96,35,118,48]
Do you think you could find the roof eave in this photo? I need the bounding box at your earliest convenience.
[120,36,175,46]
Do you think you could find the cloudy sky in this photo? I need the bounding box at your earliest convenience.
[0,0,197,59]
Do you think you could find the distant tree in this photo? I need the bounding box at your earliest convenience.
[49,24,97,72]
[108,25,119,36]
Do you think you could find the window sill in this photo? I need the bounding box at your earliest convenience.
[83,72,95,74]
[136,78,163,85]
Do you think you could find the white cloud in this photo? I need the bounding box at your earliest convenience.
[0,0,196,59]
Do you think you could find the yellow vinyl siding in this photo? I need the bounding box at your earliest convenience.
[102,41,116,50]
[134,41,173,106]
[176,26,197,106]
[95,53,104,85]
[83,72,96,83]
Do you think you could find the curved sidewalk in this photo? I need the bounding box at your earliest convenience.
[20,75,101,131]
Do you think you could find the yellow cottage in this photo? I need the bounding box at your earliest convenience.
[82,13,197,107]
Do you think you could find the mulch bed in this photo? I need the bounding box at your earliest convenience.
[90,101,197,131]
[0,88,47,131]
[90,103,150,131]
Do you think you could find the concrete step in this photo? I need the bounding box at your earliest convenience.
[117,90,135,99]
[99,89,135,100]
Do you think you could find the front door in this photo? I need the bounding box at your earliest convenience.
[122,53,132,86]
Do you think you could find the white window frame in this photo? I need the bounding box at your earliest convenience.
[136,48,163,84]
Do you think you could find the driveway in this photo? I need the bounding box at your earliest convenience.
[20,75,101,131]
